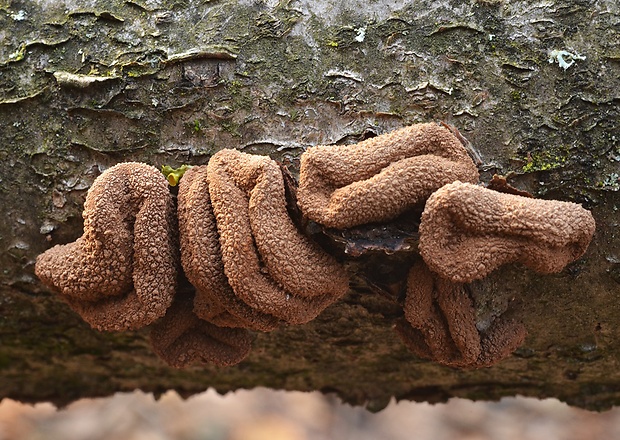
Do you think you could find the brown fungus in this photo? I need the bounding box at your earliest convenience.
[297,123,480,229]
[206,149,350,325]
[395,261,527,369]
[150,294,252,368]
[35,163,177,331]
[418,182,596,284]
[178,165,280,331]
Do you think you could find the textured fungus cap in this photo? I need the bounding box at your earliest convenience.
[395,261,527,369]
[150,295,252,368]
[35,162,177,331]
[178,165,280,332]
[297,123,480,229]
[418,182,596,283]
[207,149,350,325]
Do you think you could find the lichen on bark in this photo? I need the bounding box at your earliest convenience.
[1,0,619,410]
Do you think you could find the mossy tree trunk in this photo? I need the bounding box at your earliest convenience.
[1,0,619,411]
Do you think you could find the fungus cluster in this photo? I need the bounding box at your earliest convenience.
[297,122,595,369]
[35,122,595,370]
[180,149,349,330]
[36,153,348,368]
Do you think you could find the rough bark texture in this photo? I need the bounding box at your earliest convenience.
[1,0,619,411]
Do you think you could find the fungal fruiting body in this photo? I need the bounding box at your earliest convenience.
[35,163,178,331]
[297,122,480,229]
[150,295,252,368]
[418,182,596,283]
[205,149,350,325]
[395,261,527,369]
[178,165,280,331]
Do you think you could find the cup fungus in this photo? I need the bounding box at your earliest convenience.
[150,295,252,368]
[418,181,596,283]
[206,149,350,325]
[395,261,527,369]
[297,123,480,229]
[35,162,178,331]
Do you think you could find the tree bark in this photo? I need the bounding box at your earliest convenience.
[1,0,619,411]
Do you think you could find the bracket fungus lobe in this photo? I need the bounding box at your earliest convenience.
[35,162,178,332]
[418,182,596,283]
[206,149,350,325]
[297,123,480,229]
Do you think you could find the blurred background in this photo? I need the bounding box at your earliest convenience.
[1,389,618,440]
